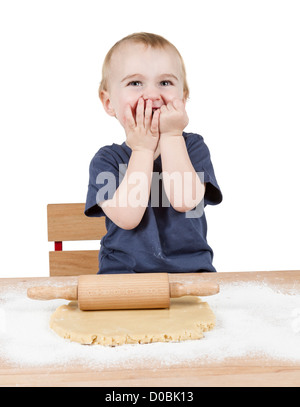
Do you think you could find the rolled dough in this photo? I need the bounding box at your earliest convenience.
[50,296,215,346]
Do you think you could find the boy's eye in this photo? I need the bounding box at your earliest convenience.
[160,80,172,86]
[128,81,142,87]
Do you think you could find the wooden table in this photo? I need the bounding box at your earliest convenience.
[0,271,300,387]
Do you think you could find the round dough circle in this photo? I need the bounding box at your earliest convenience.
[50,297,215,346]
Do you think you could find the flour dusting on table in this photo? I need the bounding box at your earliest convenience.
[0,281,300,369]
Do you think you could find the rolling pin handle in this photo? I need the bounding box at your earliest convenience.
[27,285,78,301]
[170,281,219,298]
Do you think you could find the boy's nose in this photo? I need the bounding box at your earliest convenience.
[142,86,161,102]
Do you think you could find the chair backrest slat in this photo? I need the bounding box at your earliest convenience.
[49,250,100,276]
[47,203,106,276]
[47,203,106,241]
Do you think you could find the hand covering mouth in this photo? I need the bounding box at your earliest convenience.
[152,107,160,116]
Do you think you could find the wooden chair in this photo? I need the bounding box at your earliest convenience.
[47,203,106,276]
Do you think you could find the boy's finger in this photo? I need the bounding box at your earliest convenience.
[150,109,160,134]
[124,104,135,128]
[167,101,174,111]
[144,99,152,129]
[160,105,167,114]
[136,98,145,127]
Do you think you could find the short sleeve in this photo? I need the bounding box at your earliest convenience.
[84,146,124,217]
[185,133,222,206]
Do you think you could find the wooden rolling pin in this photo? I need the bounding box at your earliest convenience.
[27,273,219,311]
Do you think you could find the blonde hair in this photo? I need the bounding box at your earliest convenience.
[99,32,190,99]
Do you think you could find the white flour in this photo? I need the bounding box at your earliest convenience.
[0,281,300,369]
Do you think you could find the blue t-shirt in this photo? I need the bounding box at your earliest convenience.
[85,132,222,274]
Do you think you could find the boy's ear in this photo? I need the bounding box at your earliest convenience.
[99,90,116,117]
[182,94,188,107]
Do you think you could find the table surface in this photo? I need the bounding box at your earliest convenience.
[1,270,300,387]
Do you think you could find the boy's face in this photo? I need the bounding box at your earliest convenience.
[100,42,186,128]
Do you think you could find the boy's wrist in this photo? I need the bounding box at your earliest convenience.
[125,138,157,155]
[159,132,186,156]
[131,147,155,157]
[159,131,183,142]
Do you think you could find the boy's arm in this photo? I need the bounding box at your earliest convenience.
[99,98,159,229]
[159,99,205,212]
[100,149,154,229]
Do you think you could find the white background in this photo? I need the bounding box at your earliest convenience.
[1,0,299,278]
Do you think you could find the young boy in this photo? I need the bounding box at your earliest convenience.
[85,32,222,274]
